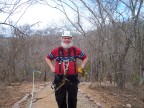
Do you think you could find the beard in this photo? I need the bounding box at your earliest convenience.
[61,41,73,49]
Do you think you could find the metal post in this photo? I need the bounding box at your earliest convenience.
[29,70,42,108]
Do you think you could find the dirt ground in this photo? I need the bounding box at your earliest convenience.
[0,81,144,108]
[80,82,144,108]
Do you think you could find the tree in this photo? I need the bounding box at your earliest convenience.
[38,0,144,89]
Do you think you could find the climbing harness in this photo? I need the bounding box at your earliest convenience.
[58,47,76,74]
[34,61,70,101]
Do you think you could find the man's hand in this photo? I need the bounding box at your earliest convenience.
[50,66,55,73]
[78,66,86,77]
[45,58,55,73]
[77,66,83,74]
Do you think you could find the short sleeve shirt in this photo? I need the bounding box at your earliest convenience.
[46,46,87,75]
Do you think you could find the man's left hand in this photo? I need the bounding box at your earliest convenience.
[77,66,83,74]
[78,66,87,77]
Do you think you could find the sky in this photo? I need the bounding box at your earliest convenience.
[0,0,93,36]
[0,0,70,36]
[0,0,94,29]
[2,0,143,35]
[0,1,66,30]
[14,4,65,29]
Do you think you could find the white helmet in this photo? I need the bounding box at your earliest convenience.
[62,31,72,37]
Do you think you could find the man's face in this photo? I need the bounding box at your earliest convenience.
[61,36,72,44]
[61,36,73,49]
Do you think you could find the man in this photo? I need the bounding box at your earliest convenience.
[45,30,88,108]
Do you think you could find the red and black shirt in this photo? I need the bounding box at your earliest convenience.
[46,46,87,75]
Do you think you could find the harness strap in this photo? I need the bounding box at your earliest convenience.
[73,47,76,74]
[58,47,62,74]
[68,49,71,60]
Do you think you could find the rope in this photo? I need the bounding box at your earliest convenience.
[29,70,41,108]
[34,61,70,101]
[34,81,66,101]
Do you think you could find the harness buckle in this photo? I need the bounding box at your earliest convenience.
[62,59,69,63]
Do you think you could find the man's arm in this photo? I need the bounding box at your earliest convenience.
[77,57,88,76]
[80,57,88,69]
[45,57,55,72]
